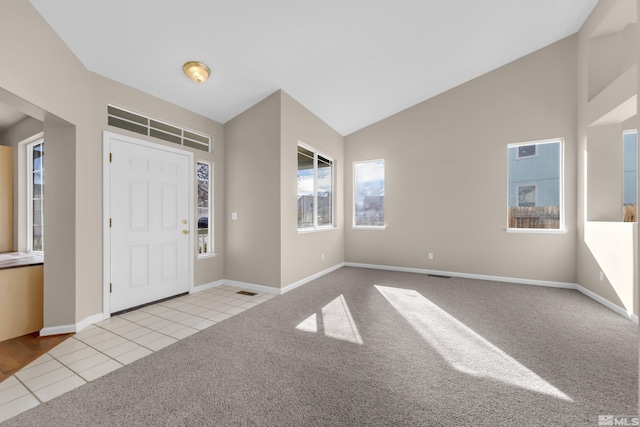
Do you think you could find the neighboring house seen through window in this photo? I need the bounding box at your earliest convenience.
[28,139,44,253]
[517,144,537,159]
[507,139,563,231]
[297,144,333,230]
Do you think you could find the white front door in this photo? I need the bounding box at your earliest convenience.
[107,134,192,313]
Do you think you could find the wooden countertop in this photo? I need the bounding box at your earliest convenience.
[0,253,44,271]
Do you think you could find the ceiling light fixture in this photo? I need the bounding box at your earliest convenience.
[183,61,211,83]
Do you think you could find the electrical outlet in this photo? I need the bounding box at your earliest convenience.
[599,271,604,281]
[428,253,434,260]
[321,254,325,261]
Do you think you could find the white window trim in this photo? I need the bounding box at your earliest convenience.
[297,226,340,234]
[506,228,568,235]
[196,160,213,258]
[297,142,335,232]
[352,225,387,231]
[352,158,386,229]
[26,138,44,254]
[506,138,565,233]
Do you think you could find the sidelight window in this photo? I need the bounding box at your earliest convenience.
[27,139,44,253]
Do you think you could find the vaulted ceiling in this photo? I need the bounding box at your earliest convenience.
[28,0,598,136]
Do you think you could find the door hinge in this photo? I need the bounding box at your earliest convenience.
[109,218,112,228]
[110,283,112,293]
[109,152,112,163]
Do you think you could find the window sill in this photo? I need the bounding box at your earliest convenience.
[352,226,386,230]
[297,226,337,234]
[197,253,218,260]
[506,228,568,234]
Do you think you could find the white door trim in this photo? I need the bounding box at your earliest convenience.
[102,131,194,319]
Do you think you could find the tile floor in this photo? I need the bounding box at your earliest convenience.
[0,285,276,423]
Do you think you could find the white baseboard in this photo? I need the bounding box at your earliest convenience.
[224,263,345,295]
[575,283,639,324]
[223,279,281,295]
[192,279,225,293]
[77,313,106,332]
[41,262,636,336]
[280,263,345,294]
[40,312,105,336]
[345,262,638,324]
[40,324,76,336]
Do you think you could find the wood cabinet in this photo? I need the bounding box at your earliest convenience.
[0,265,43,342]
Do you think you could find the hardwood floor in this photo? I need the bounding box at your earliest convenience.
[0,332,72,383]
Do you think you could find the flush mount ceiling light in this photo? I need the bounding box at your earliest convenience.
[183,61,211,83]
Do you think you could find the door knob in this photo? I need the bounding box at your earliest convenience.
[182,229,189,235]
[182,219,188,224]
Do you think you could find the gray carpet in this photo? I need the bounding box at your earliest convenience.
[3,267,638,426]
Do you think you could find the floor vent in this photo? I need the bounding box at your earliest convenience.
[107,105,211,152]
[428,274,451,279]
[236,290,257,296]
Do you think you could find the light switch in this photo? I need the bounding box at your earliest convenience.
[232,212,238,221]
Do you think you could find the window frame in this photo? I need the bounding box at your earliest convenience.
[353,158,386,230]
[27,138,44,254]
[196,160,214,258]
[506,138,565,234]
[297,142,335,232]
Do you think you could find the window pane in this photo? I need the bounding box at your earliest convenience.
[507,141,561,229]
[623,131,638,222]
[197,162,209,222]
[29,141,44,253]
[33,200,43,226]
[354,160,385,227]
[197,161,211,254]
[317,156,332,226]
[33,143,44,170]
[297,147,315,228]
[33,171,43,198]
[32,226,43,252]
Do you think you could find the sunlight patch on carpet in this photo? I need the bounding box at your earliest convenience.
[375,285,572,401]
[295,294,364,345]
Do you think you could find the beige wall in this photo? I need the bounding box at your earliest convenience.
[43,120,77,327]
[345,35,578,284]
[1,0,636,329]
[0,0,225,329]
[224,92,282,288]
[0,0,88,328]
[576,0,638,316]
[280,92,344,286]
[225,90,345,289]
